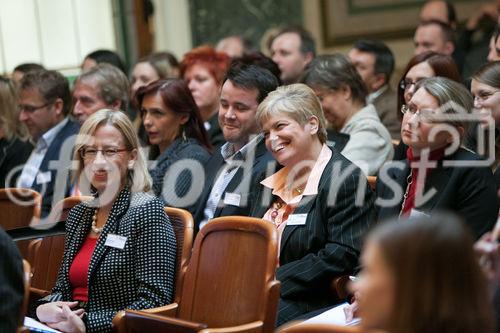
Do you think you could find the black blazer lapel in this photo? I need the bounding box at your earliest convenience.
[279,194,317,255]
[416,162,451,212]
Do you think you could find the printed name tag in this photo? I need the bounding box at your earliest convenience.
[287,214,308,226]
[105,234,127,250]
[409,209,430,219]
[36,171,52,184]
[223,192,241,206]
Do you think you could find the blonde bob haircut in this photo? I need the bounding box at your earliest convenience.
[73,109,151,193]
[256,83,327,144]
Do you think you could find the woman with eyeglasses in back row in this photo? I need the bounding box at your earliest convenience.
[393,51,461,160]
[466,61,500,195]
[376,77,498,240]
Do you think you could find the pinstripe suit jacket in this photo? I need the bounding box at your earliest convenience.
[36,188,176,333]
[251,147,376,325]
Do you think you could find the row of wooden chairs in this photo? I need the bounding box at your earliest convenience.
[2,188,374,333]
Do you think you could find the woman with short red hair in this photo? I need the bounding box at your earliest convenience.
[180,46,230,148]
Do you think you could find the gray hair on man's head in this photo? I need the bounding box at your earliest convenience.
[76,63,130,111]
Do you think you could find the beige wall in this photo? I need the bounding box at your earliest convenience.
[303,0,416,84]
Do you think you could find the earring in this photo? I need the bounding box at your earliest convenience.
[182,127,187,141]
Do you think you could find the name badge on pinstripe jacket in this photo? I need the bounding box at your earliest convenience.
[287,214,308,226]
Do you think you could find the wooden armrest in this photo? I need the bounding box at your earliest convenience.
[141,302,179,317]
[30,287,50,297]
[199,321,263,333]
[113,309,207,333]
[331,275,351,300]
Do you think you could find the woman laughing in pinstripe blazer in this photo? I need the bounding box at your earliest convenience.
[35,109,176,333]
[252,84,376,326]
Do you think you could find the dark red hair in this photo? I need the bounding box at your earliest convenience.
[135,79,212,152]
[397,51,461,117]
[180,46,230,85]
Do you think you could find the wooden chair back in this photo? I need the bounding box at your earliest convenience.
[29,196,92,292]
[0,188,42,261]
[177,216,280,332]
[113,309,207,333]
[0,188,41,232]
[164,207,194,304]
[19,260,31,329]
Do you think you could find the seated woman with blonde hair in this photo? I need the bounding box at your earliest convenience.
[251,83,375,325]
[34,109,176,333]
[353,213,495,333]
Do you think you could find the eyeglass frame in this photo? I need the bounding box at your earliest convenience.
[79,146,131,160]
[399,78,423,91]
[17,101,53,113]
[400,104,438,121]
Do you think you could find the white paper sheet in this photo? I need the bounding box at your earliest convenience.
[24,317,62,333]
[303,302,361,326]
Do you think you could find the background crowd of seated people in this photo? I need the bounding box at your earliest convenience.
[1,1,500,331]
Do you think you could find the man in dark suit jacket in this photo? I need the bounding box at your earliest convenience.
[0,226,24,333]
[193,63,279,232]
[17,70,79,218]
[349,39,401,139]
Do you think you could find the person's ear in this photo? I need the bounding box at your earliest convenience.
[372,73,387,91]
[52,98,64,116]
[128,149,138,169]
[179,114,189,125]
[444,41,455,56]
[308,116,319,135]
[110,99,122,111]
[341,85,352,101]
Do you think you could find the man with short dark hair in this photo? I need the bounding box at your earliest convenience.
[17,70,79,217]
[414,20,456,56]
[194,63,278,232]
[73,63,130,125]
[12,63,45,86]
[348,39,400,139]
[271,26,315,84]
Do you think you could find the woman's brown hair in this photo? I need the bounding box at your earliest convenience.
[368,213,495,333]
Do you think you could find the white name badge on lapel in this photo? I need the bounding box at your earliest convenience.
[36,171,52,184]
[409,209,430,219]
[105,234,127,250]
[223,192,241,206]
[287,214,308,226]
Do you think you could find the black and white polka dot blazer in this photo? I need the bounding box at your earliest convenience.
[38,188,176,332]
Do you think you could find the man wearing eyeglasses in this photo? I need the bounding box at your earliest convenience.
[17,70,79,218]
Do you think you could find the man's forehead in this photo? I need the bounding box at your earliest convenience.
[273,32,301,48]
[19,87,43,100]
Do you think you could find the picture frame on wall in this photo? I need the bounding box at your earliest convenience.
[320,0,490,46]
